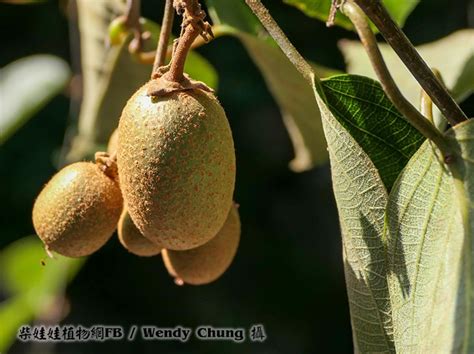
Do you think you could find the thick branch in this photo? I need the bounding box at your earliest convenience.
[342,1,451,156]
[353,0,468,126]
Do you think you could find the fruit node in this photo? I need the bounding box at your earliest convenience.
[94,151,119,181]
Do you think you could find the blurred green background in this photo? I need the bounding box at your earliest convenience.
[0,0,472,353]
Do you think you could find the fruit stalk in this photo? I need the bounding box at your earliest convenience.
[163,0,213,83]
[166,22,196,81]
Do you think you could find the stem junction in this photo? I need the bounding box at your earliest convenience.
[147,0,214,96]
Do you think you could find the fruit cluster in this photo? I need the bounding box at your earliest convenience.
[32,81,239,285]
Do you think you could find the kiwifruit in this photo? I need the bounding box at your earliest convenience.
[32,161,122,257]
[118,209,162,257]
[162,204,240,285]
[107,128,119,154]
[117,83,235,250]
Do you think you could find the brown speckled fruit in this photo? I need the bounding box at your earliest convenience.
[162,204,240,285]
[32,162,122,257]
[107,128,119,154]
[118,209,162,257]
[117,83,235,250]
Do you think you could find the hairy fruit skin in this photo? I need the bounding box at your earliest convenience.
[32,162,122,257]
[118,82,236,250]
[118,209,162,257]
[162,204,240,285]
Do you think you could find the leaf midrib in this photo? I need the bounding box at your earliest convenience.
[408,159,444,348]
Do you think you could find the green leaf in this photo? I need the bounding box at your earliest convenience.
[207,0,261,34]
[321,74,425,190]
[0,296,33,352]
[207,0,340,171]
[238,33,331,170]
[314,81,394,352]
[241,2,474,351]
[0,55,70,145]
[284,0,419,31]
[384,141,464,352]
[340,29,474,127]
[0,236,84,352]
[67,0,217,161]
[446,119,474,352]
[317,71,474,353]
[381,119,474,352]
[314,74,467,352]
[315,72,474,351]
[0,236,83,295]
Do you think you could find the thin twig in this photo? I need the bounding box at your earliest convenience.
[153,0,174,76]
[245,0,316,86]
[341,1,451,155]
[353,0,468,126]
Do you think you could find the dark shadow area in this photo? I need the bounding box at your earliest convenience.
[385,201,411,299]
[340,213,393,352]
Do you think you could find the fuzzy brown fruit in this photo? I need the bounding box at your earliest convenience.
[162,204,240,285]
[32,161,122,257]
[117,83,235,250]
[118,209,162,257]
